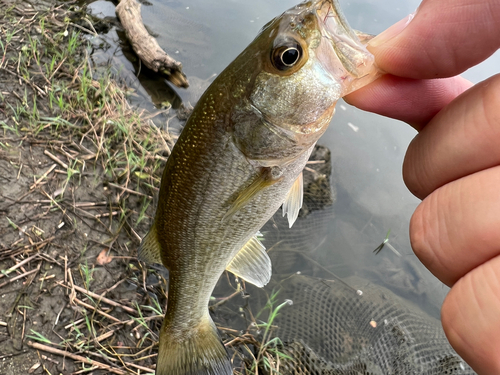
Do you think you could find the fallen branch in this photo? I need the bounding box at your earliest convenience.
[0,266,40,289]
[58,282,138,315]
[116,0,189,88]
[27,341,128,375]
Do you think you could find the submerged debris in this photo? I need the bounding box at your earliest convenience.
[115,0,189,88]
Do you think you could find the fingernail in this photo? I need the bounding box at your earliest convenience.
[369,11,416,48]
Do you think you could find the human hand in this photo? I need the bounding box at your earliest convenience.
[344,0,500,374]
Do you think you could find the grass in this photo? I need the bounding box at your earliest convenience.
[79,261,95,290]
[0,1,174,373]
[218,284,295,375]
[0,1,173,228]
[250,290,294,374]
[373,229,402,256]
[26,329,53,345]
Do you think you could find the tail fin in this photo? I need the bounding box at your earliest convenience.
[156,316,232,375]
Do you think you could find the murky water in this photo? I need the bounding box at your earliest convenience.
[86,0,499,323]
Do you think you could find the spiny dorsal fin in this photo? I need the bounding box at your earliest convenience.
[137,224,163,265]
[226,234,271,288]
[223,167,281,222]
[282,172,303,228]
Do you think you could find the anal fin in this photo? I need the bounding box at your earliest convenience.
[226,233,271,288]
[138,223,163,265]
[282,172,303,228]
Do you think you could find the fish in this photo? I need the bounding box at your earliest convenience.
[138,1,380,374]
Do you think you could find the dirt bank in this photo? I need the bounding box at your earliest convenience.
[0,1,174,373]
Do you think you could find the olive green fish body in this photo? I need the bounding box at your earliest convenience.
[154,67,316,348]
[138,1,380,374]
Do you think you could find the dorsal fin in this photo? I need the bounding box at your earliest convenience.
[226,234,271,287]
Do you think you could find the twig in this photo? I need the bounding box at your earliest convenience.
[0,267,39,289]
[0,351,28,360]
[123,361,155,373]
[69,22,97,36]
[74,201,107,208]
[0,234,55,255]
[0,67,46,96]
[43,150,69,169]
[74,297,122,323]
[0,253,39,279]
[29,164,57,190]
[108,183,152,199]
[27,341,127,375]
[68,268,76,305]
[48,56,67,81]
[62,283,137,315]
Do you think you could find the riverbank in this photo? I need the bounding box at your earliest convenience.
[0,1,175,373]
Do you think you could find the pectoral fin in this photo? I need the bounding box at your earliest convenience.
[282,172,303,228]
[226,234,271,288]
[223,167,281,222]
[138,224,163,265]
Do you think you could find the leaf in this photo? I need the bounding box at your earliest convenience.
[96,248,113,265]
[134,171,150,179]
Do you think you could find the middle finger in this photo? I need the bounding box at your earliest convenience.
[403,73,500,199]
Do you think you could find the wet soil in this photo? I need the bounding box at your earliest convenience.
[0,1,170,373]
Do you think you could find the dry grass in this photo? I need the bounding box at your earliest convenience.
[0,1,174,373]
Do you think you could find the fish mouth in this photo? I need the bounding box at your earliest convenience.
[313,0,380,95]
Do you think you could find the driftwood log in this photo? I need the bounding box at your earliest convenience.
[116,0,189,88]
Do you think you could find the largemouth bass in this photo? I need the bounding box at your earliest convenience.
[138,1,379,374]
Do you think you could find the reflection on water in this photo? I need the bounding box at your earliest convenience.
[85,0,497,365]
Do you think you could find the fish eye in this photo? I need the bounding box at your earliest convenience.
[271,43,303,71]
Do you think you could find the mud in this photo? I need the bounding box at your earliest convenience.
[0,1,168,373]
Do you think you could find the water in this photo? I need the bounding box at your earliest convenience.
[86,0,499,319]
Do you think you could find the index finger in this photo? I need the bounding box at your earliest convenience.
[345,0,500,128]
[370,0,500,79]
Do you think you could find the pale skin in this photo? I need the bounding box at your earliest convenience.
[344,0,500,374]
